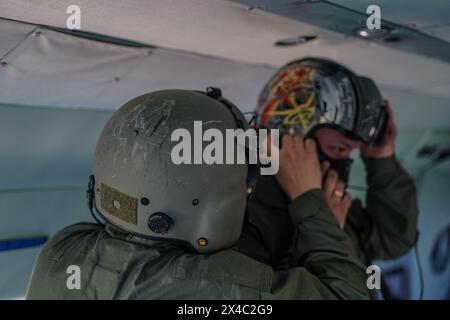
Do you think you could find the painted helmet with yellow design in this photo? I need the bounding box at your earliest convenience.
[255,57,387,145]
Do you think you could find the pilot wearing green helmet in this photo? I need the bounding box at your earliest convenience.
[27,88,371,299]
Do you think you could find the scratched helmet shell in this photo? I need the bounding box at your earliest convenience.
[255,57,387,144]
[91,89,249,253]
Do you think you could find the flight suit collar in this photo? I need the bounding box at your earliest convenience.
[253,174,290,209]
[105,223,162,247]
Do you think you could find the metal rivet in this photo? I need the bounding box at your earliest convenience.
[114,77,120,82]
[0,62,7,68]
[132,130,139,137]
[32,31,42,37]
[113,200,121,209]
[147,50,153,56]
[141,197,150,206]
[192,199,199,206]
[198,238,208,246]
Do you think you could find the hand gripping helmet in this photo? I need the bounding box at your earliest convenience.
[88,89,253,253]
[255,57,387,145]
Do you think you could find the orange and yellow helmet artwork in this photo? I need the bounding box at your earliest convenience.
[255,57,387,144]
[258,65,318,132]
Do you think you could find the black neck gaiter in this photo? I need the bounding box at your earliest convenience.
[313,137,353,184]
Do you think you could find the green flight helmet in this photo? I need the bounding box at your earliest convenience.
[89,89,250,253]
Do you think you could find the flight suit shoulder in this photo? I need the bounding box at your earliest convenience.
[41,222,103,259]
[169,248,273,295]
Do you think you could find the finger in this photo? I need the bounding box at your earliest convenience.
[334,193,352,229]
[282,134,294,151]
[277,149,293,174]
[304,138,317,154]
[293,135,304,152]
[385,100,393,119]
[331,181,345,203]
[385,101,397,135]
[324,170,338,197]
[335,181,345,197]
[341,193,353,215]
[320,161,330,177]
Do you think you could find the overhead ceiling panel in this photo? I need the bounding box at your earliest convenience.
[0,19,36,58]
[329,0,450,40]
[0,24,275,110]
[2,0,450,101]
[236,0,450,63]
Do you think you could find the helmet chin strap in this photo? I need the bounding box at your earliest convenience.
[311,136,353,185]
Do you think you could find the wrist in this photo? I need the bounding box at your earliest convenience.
[288,188,324,225]
[288,185,321,201]
[363,154,399,186]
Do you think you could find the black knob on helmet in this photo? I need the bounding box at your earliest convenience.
[148,213,174,234]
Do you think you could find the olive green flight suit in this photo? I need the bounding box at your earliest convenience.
[237,155,419,299]
[27,189,370,300]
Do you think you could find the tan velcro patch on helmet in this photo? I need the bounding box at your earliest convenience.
[100,183,138,225]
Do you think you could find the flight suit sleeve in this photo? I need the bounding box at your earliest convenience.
[345,154,419,261]
[264,189,370,299]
